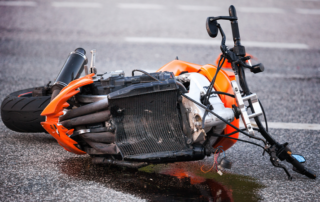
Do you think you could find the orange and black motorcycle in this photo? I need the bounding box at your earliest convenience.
[1,6,316,180]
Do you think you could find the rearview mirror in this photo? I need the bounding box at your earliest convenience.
[206,18,218,38]
[292,154,306,163]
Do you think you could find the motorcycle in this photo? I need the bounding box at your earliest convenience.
[1,5,316,180]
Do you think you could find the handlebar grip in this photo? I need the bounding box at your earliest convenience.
[304,168,317,179]
[229,5,237,18]
[289,155,317,179]
[228,5,245,56]
[229,5,240,46]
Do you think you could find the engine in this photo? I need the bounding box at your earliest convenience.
[65,70,234,165]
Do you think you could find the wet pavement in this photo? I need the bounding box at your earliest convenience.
[59,157,264,202]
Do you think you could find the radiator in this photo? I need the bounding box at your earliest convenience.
[110,90,188,158]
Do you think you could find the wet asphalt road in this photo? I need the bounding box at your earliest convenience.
[1,0,320,201]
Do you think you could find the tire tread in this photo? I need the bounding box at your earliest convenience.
[1,88,51,133]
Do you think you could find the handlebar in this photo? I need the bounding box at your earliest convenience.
[208,5,316,180]
[208,5,246,56]
[287,151,317,179]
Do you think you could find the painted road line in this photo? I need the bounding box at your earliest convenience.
[238,7,284,14]
[125,37,309,49]
[126,37,221,45]
[178,5,320,15]
[0,1,36,6]
[296,8,320,15]
[52,2,101,8]
[177,6,284,14]
[117,3,164,9]
[241,121,320,131]
[242,41,308,49]
[266,122,320,130]
[246,73,319,80]
[177,5,221,11]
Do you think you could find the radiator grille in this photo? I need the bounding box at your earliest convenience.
[110,90,188,158]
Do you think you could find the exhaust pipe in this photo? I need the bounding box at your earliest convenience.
[86,142,118,154]
[92,157,148,168]
[60,110,110,129]
[60,98,109,122]
[80,132,115,143]
[51,48,88,101]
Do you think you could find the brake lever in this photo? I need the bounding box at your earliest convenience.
[238,59,265,74]
[270,156,293,180]
[250,63,264,73]
[268,145,293,180]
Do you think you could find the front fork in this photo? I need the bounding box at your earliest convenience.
[231,77,316,180]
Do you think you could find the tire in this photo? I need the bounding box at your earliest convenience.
[1,88,51,133]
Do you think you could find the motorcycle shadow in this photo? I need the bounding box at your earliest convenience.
[58,157,264,202]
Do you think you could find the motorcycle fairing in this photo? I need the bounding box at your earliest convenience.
[40,60,239,154]
[41,73,95,154]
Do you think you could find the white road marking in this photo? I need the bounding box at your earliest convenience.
[238,7,284,14]
[52,2,101,8]
[178,5,320,15]
[296,8,320,15]
[245,73,318,80]
[126,37,221,45]
[117,3,164,9]
[177,5,221,11]
[177,5,284,14]
[243,41,308,49]
[0,1,36,6]
[241,121,320,131]
[125,37,309,49]
[266,122,320,130]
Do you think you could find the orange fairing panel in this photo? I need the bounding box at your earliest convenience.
[199,65,239,151]
[41,73,95,154]
[157,60,202,75]
[157,60,239,151]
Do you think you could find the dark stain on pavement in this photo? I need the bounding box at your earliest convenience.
[58,157,264,202]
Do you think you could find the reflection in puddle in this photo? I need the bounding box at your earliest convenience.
[58,157,264,202]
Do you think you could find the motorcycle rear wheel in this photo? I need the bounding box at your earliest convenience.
[1,88,51,133]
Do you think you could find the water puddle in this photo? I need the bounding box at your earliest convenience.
[59,157,264,202]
